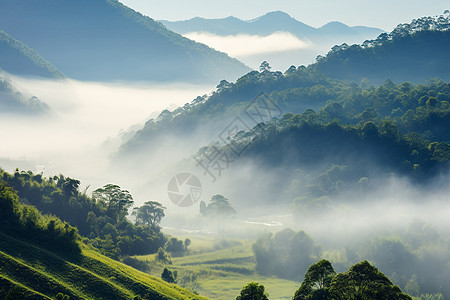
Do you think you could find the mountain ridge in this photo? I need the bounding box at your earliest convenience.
[312,11,450,83]
[0,30,64,79]
[0,0,249,83]
[160,11,383,40]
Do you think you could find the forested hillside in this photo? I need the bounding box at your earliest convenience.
[0,0,249,82]
[0,169,192,260]
[118,65,450,169]
[313,12,450,83]
[118,12,450,159]
[0,30,64,79]
[2,7,450,300]
[0,76,49,113]
[0,180,204,299]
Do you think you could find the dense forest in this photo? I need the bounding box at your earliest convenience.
[313,12,450,83]
[0,180,205,299]
[250,223,449,298]
[127,68,450,208]
[0,181,80,255]
[1,6,450,300]
[0,169,190,260]
[119,12,450,162]
[206,77,450,201]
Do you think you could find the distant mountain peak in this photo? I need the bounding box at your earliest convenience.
[321,21,348,28]
[0,0,249,82]
[262,11,292,18]
[250,11,296,23]
[224,15,240,20]
[189,16,207,21]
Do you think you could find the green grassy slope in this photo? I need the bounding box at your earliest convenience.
[0,274,50,299]
[0,232,206,299]
[135,238,299,300]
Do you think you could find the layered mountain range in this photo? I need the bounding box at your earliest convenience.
[0,0,249,82]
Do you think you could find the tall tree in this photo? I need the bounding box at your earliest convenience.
[132,201,166,228]
[200,194,236,239]
[293,259,336,300]
[236,282,269,300]
[161,268,176,283]
[62,177,80,197]
[259,61,271,72]
[92,184,133,223]
[328,260,412,299]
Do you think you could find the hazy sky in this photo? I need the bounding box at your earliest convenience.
[121,0,448,31]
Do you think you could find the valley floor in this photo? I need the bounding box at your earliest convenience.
[134,235,300,300]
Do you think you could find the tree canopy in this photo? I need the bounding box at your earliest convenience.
[328,260,412,300]
[236,282,269,300]
[292,260,412,300]
[0,169,167,259]
[293,259,336,300]
[92,184,134,223]
[200,194,236,238]
[132,200,166,228]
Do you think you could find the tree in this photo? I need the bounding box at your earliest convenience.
[216,79,232,92]
[328,261,412,299]
[165,237,185,257]
[426,97,438,108]
[184,238,191,251]
[200,194,236,238]
[156,247,171,264]
[132,201,166,228]
[286,231,318,280]
[361,121,379,137]
[367,236,416,278]
[161,267,176,283]
[236,282,269,300]
[404,274,420,297]
[259,61,271,72]
[293,259,336,300]
[62,177,80,197]
[92,184,133,223]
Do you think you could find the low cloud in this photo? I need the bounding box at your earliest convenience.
[184,31,313,58]
[0,76,213,187]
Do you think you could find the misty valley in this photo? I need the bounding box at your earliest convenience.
[1,1,450,299]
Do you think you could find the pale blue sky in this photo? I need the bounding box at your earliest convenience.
[121,0,449,31]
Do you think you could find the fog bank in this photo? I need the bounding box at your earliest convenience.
[0,76,213,188]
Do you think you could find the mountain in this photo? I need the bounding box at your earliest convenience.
[160,11,383,71]
[118,9,450,160]
[0,30,64,79]
[0,0,249,83]
[312,12,450,83]
[115,68,450,190]
[115,11,450,188]
[0,76,49,113]
[160,11,383,41]
[162,11,315,37]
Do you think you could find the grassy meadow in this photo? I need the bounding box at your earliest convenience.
[133,235,301,300]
